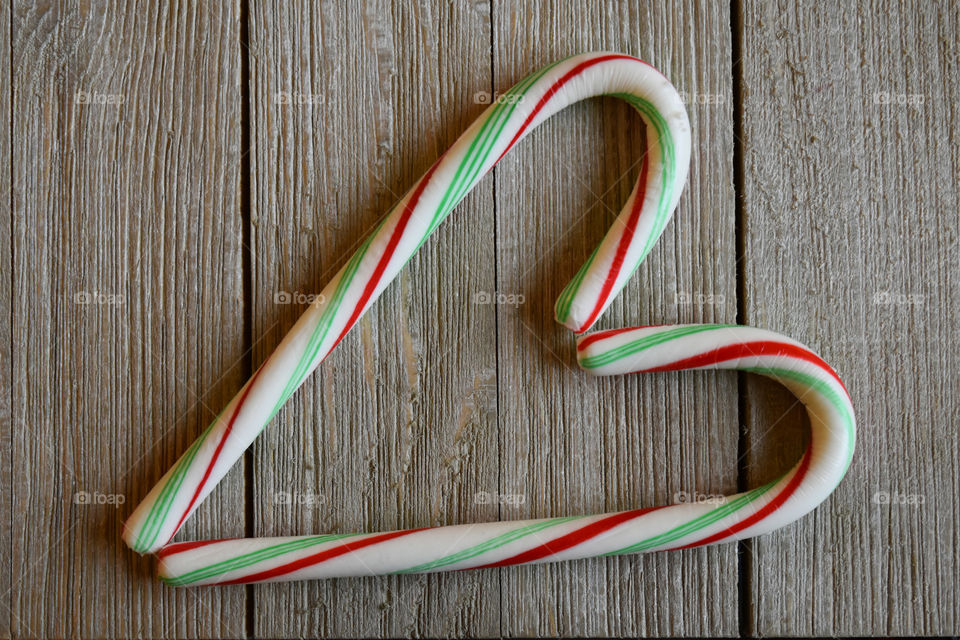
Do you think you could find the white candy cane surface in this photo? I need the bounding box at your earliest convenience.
[125,52,855,582]
[156,324,854,586]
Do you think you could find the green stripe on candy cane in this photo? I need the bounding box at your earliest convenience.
[604,479,779,556]
[163,517,586,585]
[425,59,566,237]
[270,210,394,420]
[743,366,856,475]
[160,533,361,587]
[131,410,224,554]
[553,245,601,327]
[395,515,583,574]
[611,93,678,261]
[578,324,734,370]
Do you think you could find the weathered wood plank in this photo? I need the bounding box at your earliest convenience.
[492,1,739,636]
[11,2,246,637]
[1,0,11,637]
[739,0,960,634]
[248,1,499,637]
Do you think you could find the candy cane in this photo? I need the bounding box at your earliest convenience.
[124,53,855,580]
[157,324,853,586]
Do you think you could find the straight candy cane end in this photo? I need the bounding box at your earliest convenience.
[122,502,159,555]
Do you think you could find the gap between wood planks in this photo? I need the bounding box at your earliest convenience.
[238,0,255,636]
[730,0,751,636]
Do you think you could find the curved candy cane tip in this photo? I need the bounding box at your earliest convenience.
[549,56,692,334]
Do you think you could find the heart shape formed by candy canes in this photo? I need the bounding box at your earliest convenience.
[124,52,855,586]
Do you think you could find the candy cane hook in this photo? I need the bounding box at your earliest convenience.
[123,53,855,584]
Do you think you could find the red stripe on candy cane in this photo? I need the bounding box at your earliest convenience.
[216,528,428,585]
[494,54,644,165]
[671,439,815,550]
[639,340,847,392]
[158,538,236,559]
[168,361,270,545]
[330,158,445,352]
[575,325,667,352]
[472,506,666,570]
[575,152,651,333]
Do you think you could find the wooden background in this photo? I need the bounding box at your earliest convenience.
[5,0,958,637]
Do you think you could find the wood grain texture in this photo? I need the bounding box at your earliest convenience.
[11,1,246,637]
[739,0,960,635]
[491,1,738,636]
[7,0,958,637]
[247,1,499,637]
[1,1,11,637]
